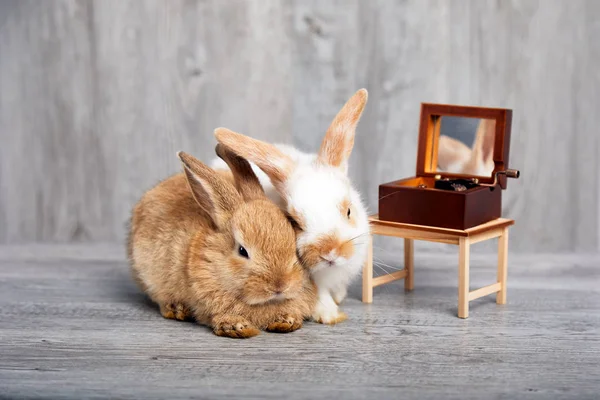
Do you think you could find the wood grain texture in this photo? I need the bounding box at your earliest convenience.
[1,1,599,253]
[0,0,294,243]
[0,245,599,399]
[404,238,414,290]
[0,1,96,243]
[290,0,600,253]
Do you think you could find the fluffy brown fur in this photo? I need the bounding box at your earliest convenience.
[127,145,317,339]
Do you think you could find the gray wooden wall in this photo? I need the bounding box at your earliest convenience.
[1,0,599,253]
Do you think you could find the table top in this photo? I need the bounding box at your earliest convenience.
[369,215,515,237]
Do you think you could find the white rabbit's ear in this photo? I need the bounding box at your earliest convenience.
[214,128,295,196]
[317,89,368,173]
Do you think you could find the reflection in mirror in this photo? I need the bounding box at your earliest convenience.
[435,116,496,177]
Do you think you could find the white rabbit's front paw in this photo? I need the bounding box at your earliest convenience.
[312,301,347,325]
[331,286,348,305]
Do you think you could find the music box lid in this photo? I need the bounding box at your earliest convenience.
[415,103,519,189]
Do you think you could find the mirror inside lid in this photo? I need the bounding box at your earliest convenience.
[416,103,518,189]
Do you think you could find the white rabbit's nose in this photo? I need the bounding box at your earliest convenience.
[320,251,339,266]
[321,255,335,263]
[325,250,338,260]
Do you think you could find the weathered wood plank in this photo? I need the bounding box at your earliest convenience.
[0,245,598,399]
[0,0,294,243]
[1,0,599,252]
[290,0,600,253]
[0,0,96,243]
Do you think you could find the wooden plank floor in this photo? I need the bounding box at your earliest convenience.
[1,245,599,399]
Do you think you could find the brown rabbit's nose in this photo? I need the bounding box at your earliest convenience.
[273,281,286,294]
[274,286,285,295]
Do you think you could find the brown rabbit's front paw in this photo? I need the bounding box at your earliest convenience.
[265,315,302,333]
[159,303,191,321]
[213,315,260,339]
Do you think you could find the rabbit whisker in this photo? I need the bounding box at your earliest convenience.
[372,245,415,259]
[373,257,403,271]
[373,261,395,273]
[373,265,403,273]
[378,191,403,202]
[343,231,371,246]
[373,263,397,277]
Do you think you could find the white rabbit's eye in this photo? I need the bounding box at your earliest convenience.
[286,215,303,231]
[347,208,351,218]
[238,246,249,259]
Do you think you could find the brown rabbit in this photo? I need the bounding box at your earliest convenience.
[127,145,317,338]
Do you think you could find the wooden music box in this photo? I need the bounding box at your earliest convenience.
[379,103,520,230]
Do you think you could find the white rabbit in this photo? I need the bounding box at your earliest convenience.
[211,89,370,324]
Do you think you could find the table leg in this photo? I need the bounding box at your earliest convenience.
[362,235,373,303]
[458,237,470,319]
[496,227,509,305]
[404,238,414,291]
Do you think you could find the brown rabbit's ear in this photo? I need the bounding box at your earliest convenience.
[177,151,242,228]
[317,89,368,173]
[214,127,295,197]
[215,144,265,201]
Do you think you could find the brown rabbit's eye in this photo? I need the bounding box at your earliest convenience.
[347,208,351,218]
[238,245,249,259]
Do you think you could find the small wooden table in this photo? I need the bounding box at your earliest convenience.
[362,215,514,318]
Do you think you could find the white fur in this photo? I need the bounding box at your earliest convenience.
[211,145,370,324]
